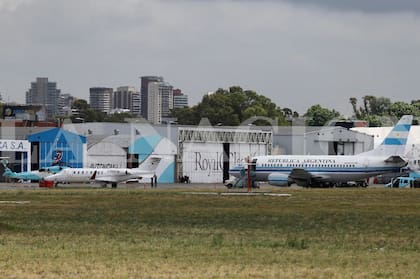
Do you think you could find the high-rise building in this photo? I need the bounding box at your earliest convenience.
[160,82,173,118]
[173,88,189,109]
[140,76,163,119]
[25,77,61,119]
[113,86,136,110]
[147,82,162,124]
[58,93,75,116]
[140,76,177,124]
[89,87,113,114]
[131,92,141,116]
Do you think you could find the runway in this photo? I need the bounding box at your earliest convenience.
[0,181,386,190]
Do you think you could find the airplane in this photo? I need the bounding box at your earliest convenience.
[1,159,67,182]
[44,156,162,188]
[229,115,413,187]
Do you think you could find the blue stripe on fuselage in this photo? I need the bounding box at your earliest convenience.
[230,166,402,176]
[254,166,401,174]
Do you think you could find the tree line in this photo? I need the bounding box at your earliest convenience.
[171,86,420,126]
[66,86,420,126]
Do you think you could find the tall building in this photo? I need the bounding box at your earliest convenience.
[140,76,163,119]
[113,86,136,110]
[25,77,61,119]
[160,82,173,118]
[89,87,113,114]
[140,76,176,124]
[58,93,75,116]
[173,88,189,109]
[131,92,141,116]
[147,82,162,124]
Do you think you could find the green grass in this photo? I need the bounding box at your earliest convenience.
[0,188,420,278]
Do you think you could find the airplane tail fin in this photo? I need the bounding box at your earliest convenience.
[1,159,15,177]
[362,115,413,157]
[139,156,162,172]
[1,158,9,168]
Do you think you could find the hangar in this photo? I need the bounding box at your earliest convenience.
[86,135,128,168]
[178,127,272,183]
[272,126,374,156]
[27,128,86,168]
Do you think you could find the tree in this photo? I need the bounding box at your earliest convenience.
[304,104,341,126]
[389,101,414,118]
[170,86,287,126]
[349,97,360,118]
[374,97,391,115]
[350,96,391,119]
[72,99,90,111]
[71,99,115,122]
[411,100,420,117]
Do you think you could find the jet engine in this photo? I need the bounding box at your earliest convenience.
[268,173,290,186]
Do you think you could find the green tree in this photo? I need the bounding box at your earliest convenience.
[71,99,105,122]
[350,96,391,120]
[104,112,134,122]
[171,86,287,126]
[304,104,341,126]
[389,101,414,118]
[349,97,360,119]
[365,115,383,127]
[410,100,420,116]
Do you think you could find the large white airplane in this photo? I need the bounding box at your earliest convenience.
[229,115,413,187]
[44,156,161,188]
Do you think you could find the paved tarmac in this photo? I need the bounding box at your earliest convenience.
[0,181,387,191]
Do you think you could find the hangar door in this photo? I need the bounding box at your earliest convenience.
[86,142,127,168]
[179,128,272,183]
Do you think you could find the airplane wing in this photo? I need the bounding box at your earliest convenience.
[289,168,330,186]
[94,176,120,183]
[94,171,156,184]
[91,157,161,185]
[93,169,150,184]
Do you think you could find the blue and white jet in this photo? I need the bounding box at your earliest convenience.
[1,159,68,182]
[230,115,413,187]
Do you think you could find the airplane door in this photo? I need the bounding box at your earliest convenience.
[223,143,230,182]
[251,159,257,172]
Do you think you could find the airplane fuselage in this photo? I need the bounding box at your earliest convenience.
[45,156,161,187]
[45,168,150,184]
[230,154,405,186]
[3,166,67,182]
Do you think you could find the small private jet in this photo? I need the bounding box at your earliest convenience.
[230,115,413,187]
[44,156,161,188]
[1,159,67,182]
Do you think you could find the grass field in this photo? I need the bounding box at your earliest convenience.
[0,187,420,278]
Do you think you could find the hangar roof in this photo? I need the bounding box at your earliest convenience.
[28,127,86,144]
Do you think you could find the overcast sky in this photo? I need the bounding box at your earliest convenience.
[1,0,420,116]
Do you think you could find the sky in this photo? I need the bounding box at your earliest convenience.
[1,0,420,116]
